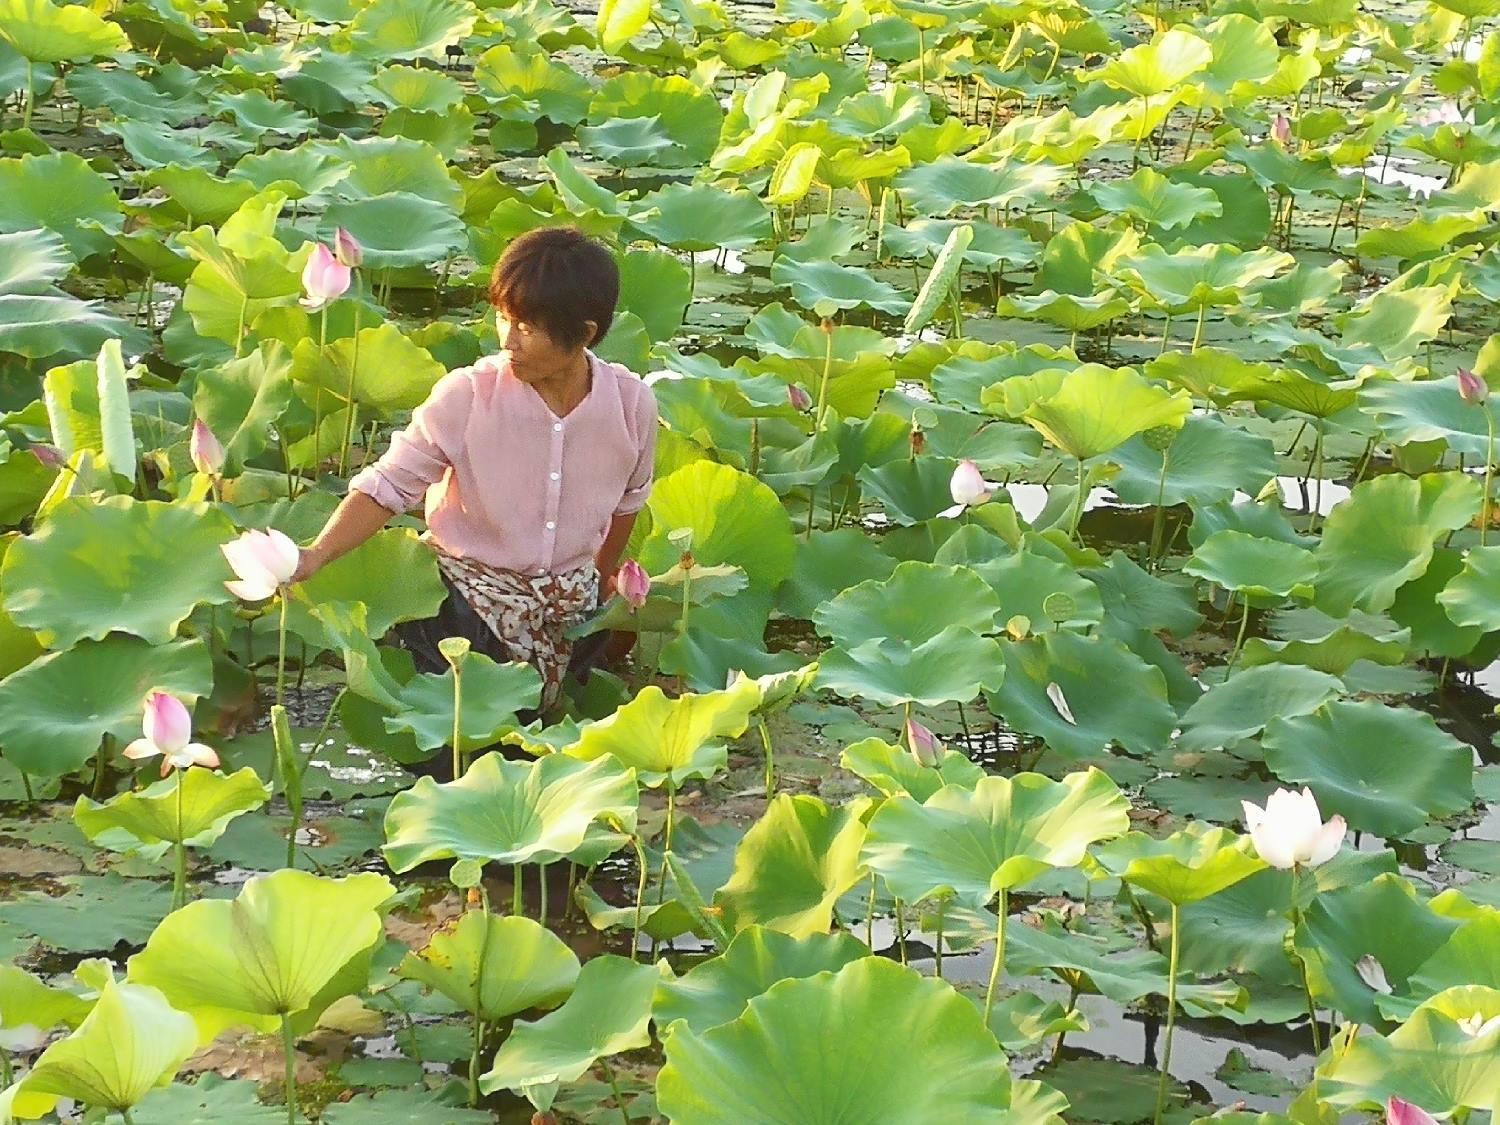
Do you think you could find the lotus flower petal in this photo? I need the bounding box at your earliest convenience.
[122,737,161,760]
[905,718,942,767]
[143,691,190,755]
[1457,366,1488,405]
[300,243,350,310]
[1305,813,1345,866]
[1387,1098,1440,1125]
[225,577,278,602]
[1046,681,1077,725]
[1356,954,1391,994]
[616,559,650,608]
[190,419,224,475]
[333,227,363,269]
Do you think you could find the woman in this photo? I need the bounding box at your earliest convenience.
[292,226,658,714]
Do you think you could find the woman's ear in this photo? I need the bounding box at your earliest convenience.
[583,318,600,346]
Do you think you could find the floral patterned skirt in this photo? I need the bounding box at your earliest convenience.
[393,540,602,714]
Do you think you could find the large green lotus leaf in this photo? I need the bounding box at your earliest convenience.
[211,90,315,141]
[1183,531,1317,600]
[1314,472,1482,616]
[617,247,691,343]
[127,870,394,1038]
[628,182,772,251]
[1109,415,1278,507]
[1176,664,1344,753]
[1091,26,1211,97]
[855,455,965,525]
[567,682,756,788]
[131,1074,297,1123]
[1388,547,1483,660]
[975,550,1105,630]
[73,766,270,859]
[192,342,292,476]
[314,600,407,713]
[0,152,120,261]
[0,979,196,1120]
[382,751,638,871]
[3,497,236,648]
[0,0,126,62]
[1093,824,1265,906]
[1083,551,1203,637]
[320,1087,490,1123]
[473,44,592,126]
[290,528,446,647]
[596,0,650,51]
[1334,285,1456,366]
[714,795,872,938]
[1437,544,1500,630]
[1022,364,1190,462]
[289,323,444,417]
[318,136,461,209]
[480,955,661,1093]
[320,192,466,269]
[1359,375,1500,460]
[993,290,1133,333]
[570,562,747,637]
[343,0,477,60]
[180,239,303,347]
[1115,243,1292,312]
[1292,874,1462,1027]
[385,655,542,752]
[1091,167,1221,231]
[1317,985,1500,1115]
[839,737,985,802]
[638,461,795,592]
[895,155,1067,216]
[776,529,898,619]
[655,926,869,1035]
[862,769,1128,907]
[0,964,91,1035]
[586,72,723,168]
[989,632,1174,760]
[399,912,579,1023]
[884,219,1039,273]
[0,636,211,777]
[372,63,464,113]
[230,147,353,200]
[770,255,907,315]
[813,560,999,648]
[1261,700,1473,837]
[0,874,176,954]
[658,958,1024,1124]
[1403,914,1500,1009]
[816,626,1006,708]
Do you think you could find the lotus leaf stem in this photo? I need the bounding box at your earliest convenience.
[894,899,907,964]
[172,767,186,911]
[538,862,549,923]
[1483,409,1493,546]
[934,897,945,978]
[563,863,578,921]
[1227,600,1251,674]
[93,735,112,800]
[512,864,523,916]
[121,1111,135,1125]
[758,718,775,795]
[1288,892,1322,1055]
[627,831,649,961]
[1152,902,1181,1125]
[469,889,492,1106]
[1,1041,12,1086]
[814,321,835,432]
[339,278,363,478]
[656,784,677,906]
[865,874,877,948]
[1071,457,1087,542]
[18,771,31,805]
[1149,448,1172,571]
[451,657,464,781]
[311,306,328,473]
[282,1016,298,1125]
[235,294,249,358]
[983,889,1007,1025]
[601,1059,632,1125]
[275,593,288,709]
[1191,304,1207,351]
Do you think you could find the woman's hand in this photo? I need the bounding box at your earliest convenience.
[290,545,325,584]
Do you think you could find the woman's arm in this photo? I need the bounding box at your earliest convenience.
[594,510,640,595]
[292,490,397,582]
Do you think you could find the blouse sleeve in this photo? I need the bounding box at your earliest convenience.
[348,369,474,514]
[613,382,658,517]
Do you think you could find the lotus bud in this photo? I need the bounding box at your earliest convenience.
[28,443,64,468]
[1387,1098,1439,1125]
[786,383,812,412]
[190,419,225,476]
[299,243,351,311]
[1271,114,1291,146]
[1355,954,1391,994]
[1240,786,1345,870]
[1458,1012,1500,1038]
[1458,366,1488,405]
[121,690,220,776]
[905,717,942,767]
[333,227,363,269]
[950,459,989,506]
[616,559,650,608]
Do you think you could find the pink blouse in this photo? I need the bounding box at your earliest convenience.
[349,350,658,576]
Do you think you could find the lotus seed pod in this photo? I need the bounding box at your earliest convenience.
[439,636,472,669]
[1143,425,1178,452]
[450,858,483,889]
[1042,592,1074,624]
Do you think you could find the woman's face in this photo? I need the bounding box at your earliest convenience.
[498,311,593,386]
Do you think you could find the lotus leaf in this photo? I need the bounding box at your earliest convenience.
[770,255,907,315]
[127,869,395,1037]
[638,460,795,592]
[320,192,466,269]
[567,682,757,787]
[1093,824,1265,906]
[816,626,1006,708]
[1261,699,1473,837]
[1115,243,1293,314]
[1092,168,1222,231]
[1090,26,1212,98]
[1184,531,1317,601]
[628,182,773,251]
[657,958,1027,1124]
[1359,375,1500,460]
[813,560,999,648]
[1108,415,1278,507]
[1176,664,1344,753]
[895,155,1067,216]
[473,44,592,127]
[343,0,478,60]
[73,766,270,860]
[0,151,120,261]
[385,655,542,753]
[192,342,293,476]
[1022,364,1190,462]
[839,737,985,802]
[290,322,445,417]
[400,913,579,1022]
[585,73,722,168]
[383,751,638,871]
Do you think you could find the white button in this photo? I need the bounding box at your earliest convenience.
[550,471,559,481]
[553,422,562,432]
[545,521,555,530]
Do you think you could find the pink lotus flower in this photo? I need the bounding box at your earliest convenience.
[333,227,363,269]
[190,419,224,476]
[300,244,350,311]
[28,443,64,468]
[1241,787,1345,870]
[222,528,301,601]
[786,383,812,412]
[937,459,998,518]
[1458,367,1488,405]
[122,691,219,777]
[1271,114,1291,146]
[1387,1097,1439,1125]
[616,559,650,609]
[905,717,942,767]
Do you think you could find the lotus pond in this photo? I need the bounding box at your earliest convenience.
[3,0,1500,1119]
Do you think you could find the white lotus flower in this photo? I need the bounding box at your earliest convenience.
[1458,1012,1500,1038]
[1355,954,1391,994]
[221,528,300,601]
[938,459,1000,518]
[1239,787,1345,870]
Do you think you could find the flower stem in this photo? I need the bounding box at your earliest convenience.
[627,830,648,961]
[282,1016,298,1125]
[173,768,186,911]
[1289,883,1323,1055]
[757,718,775,795]
[656,784,677,906]
[983,889,1007,1025]
[1152,903,1180,1125]
[865,873,876,948]
[512,864,523,917]
[1149,450,1171,571]
[1071,457,1087,541]
[1227,599,1251,673]
[275,593,288,708]
[451,661,464,781]
[601,1059,632,1125]
[814,325,834,433]
[934,897,945,978]
[1483,409,1493,547]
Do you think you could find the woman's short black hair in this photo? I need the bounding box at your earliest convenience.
[488,226,619,349]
